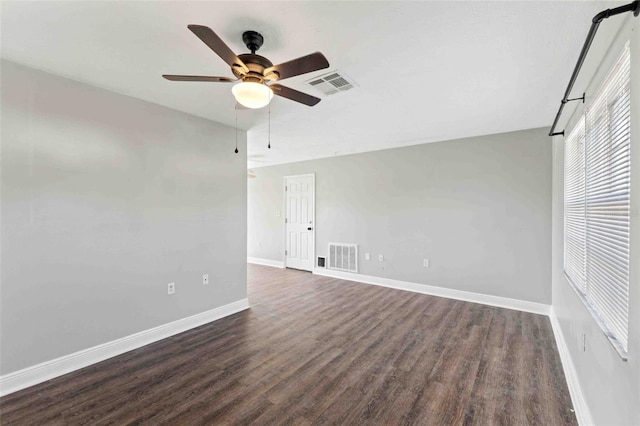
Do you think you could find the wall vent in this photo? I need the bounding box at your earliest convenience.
[306,71,356,96]
[328,243,358,273]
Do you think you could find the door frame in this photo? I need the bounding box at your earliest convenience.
[283,173,315,271]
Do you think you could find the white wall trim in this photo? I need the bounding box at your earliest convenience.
[247,257,285,268]
[0,298,250,397]
[313,268,550,316]
[549,308,593,426]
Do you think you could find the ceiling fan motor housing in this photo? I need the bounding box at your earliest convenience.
[232,31,282,83]
[233,53,274,82]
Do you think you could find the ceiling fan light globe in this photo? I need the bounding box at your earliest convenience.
[232,82,273,109]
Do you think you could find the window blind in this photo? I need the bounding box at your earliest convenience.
[564,116,586,292]
[563,43,630,356]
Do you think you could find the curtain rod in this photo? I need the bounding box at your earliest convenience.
[548,1,639,137]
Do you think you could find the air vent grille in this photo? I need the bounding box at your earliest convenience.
[306,71,356,96]
[328,243,358,273]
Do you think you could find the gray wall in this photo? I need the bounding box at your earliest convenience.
[0,60,247,375]
[249,128,551,304]
[551,12,639,425]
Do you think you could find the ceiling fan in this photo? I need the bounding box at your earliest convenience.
[163,25,330,108]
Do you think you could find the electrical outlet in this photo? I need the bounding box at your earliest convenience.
[378,254,384,262]
[203,274,209,285]
[168,282,175,295]
[423,259,430,267]
[365,253,370,261]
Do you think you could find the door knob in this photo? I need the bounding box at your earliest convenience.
[307,227,313,230]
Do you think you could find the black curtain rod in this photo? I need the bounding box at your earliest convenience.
[549,0,640,137]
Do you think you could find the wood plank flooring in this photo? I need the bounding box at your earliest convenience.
[0,264,577,425]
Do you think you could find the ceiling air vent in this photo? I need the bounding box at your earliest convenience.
[306,71,356,96]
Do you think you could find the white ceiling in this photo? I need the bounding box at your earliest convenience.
[1,1,608,168]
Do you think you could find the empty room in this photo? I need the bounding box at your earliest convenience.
[1,1,638,425]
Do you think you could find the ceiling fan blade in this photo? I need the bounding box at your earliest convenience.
[163,75,236,82]
[187,25,249,74]
[265,52,329,81]
[270,84,321,106]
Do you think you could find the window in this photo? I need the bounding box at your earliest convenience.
[563,43,631,357]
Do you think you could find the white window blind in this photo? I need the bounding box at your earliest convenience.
[564,116,586,292]
[563,43,631,356]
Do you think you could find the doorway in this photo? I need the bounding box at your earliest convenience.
[284,174,315,271]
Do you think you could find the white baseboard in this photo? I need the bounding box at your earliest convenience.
[247,257,284,268]
[549,308,593,426]
[313,268,550,316]
[0,298,250,397]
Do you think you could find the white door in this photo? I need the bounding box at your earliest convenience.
[285,174,314,271]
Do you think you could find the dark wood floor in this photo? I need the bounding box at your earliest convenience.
[1,264,576,425]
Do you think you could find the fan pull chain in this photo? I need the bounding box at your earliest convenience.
[268,104,271,149]
[234,109,238,154]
